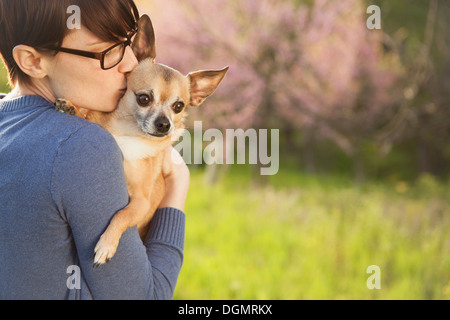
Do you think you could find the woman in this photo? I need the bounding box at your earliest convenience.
[0,0,189,299]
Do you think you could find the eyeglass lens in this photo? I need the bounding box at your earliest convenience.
[103,43,127,69]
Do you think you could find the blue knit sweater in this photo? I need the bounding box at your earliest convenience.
[0,95,185,300]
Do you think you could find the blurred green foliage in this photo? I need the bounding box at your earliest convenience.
[0,63,10,94]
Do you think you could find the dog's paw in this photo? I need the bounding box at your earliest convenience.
[55,98,77,116]
[93,232,120,268]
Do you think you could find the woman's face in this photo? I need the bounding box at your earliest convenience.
[43,27,139,112]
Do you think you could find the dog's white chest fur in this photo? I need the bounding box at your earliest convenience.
[112,135,159,162]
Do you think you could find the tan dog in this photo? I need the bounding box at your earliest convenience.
[56,14,228,267]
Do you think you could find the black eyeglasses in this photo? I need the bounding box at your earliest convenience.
[47,29,137,70]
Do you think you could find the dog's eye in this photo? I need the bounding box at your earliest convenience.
[136,93,153,107]
[173,101,185,114]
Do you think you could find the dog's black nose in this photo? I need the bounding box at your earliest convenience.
[155,117,171,134]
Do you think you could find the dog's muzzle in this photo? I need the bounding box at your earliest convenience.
[154,117,171,135]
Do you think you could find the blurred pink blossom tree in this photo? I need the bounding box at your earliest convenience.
[141,0,402,178]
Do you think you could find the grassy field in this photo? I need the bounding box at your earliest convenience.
[174,166,450,299]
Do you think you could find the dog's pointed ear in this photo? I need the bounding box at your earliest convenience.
[188,66,229,107]
[132,14,156,62]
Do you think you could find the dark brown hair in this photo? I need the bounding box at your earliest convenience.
[0,0,139,88]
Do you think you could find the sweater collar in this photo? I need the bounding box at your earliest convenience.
[0,95,51,112]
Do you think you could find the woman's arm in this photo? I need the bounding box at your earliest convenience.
[51,124,187,299]
[158,147,190,212]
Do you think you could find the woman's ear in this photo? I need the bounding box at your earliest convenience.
[12,45,48,79]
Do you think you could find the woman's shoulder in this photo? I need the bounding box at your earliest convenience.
[50,115,126,191]
[54,116,123,163]
[34,104,122,168]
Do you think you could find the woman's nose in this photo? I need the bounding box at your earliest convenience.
[119,46,139,73]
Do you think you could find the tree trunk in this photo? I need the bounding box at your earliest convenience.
[417,137,432,175]
[353,147,366,184]
[302,128,316,174]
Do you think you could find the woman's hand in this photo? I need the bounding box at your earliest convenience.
[158,147,190,212]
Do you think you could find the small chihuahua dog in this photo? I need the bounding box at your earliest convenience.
[56,14,228,267]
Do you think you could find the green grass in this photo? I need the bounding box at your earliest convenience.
[174,166,450,299]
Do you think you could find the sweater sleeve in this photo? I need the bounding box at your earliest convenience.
[50,123,185,300]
